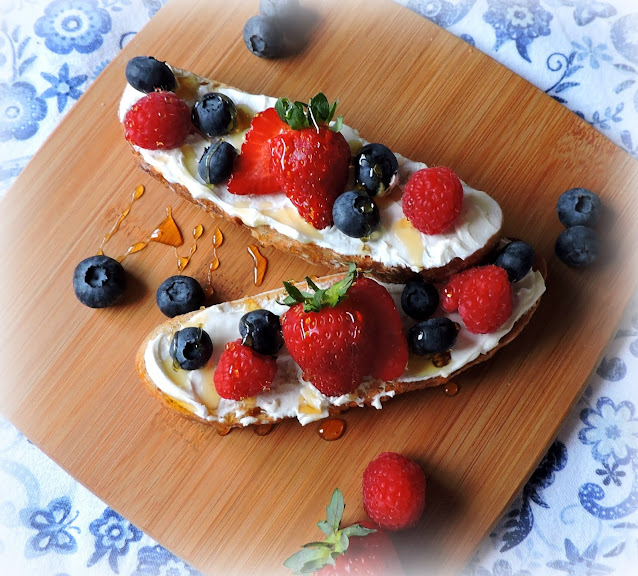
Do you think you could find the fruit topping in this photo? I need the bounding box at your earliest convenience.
[402,166,463,235]
[347,276,408,382]
[214,339,278,400]
[441,265,513,334]
[239,309,284,356]
[408,317,459,355]
[270,94,350,229]
[354,143,399,197]
[555,225,601,268]
[227,108,289,195]
[494,240,535,282]
[73,255,126,308]
[362,452,426,531]
[156,275,205,317]
[259,0,300,19]
[284,489,404,575]
[400,277,439,320]
[281,266,368,396]
[125,56,176,93]
[243,14,284,59]
[198,141,237,185]
[191,92,237,137]
[332,190,380,238]
[124,91,191,150]
[169,326,213,370]
[556,187,601,228]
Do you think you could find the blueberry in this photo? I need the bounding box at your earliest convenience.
[239,309,283,356]
[333,190,381,238]
[555,225,601,268]
[408,317,459,355]
[259,0,300,19]
[125,56,176,93]
[354,143,399,197]
[243,15,284,59]
[73,255,126,308]
[169,327,213,371]
[401,278,439,320]
[156,275,205,317]
[556,187,601,228]
[494,240,535,282]
[192,92,237,137]
[198,141,237,185]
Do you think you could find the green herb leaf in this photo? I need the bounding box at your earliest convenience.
[275,93,341,131]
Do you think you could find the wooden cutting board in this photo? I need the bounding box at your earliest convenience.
[1,0,637,574]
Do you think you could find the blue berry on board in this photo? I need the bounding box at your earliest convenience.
[332,190,381,238]
[556,187,601,228]
[191,92,237,137]
[125,56,176,93]
[73,255,126,308]
[494,240,535,282]
[408,317,459,355]
[156,275,205,317]
[555,225,601,268]
[243,15,284,59]
[259,0,300,19]
[354,143,399,197]
[239,309,284,356]
[401,277,439,320]
[198,141,237,185]
[169,327,213,371]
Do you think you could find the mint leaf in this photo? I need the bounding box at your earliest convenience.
[275,93,341,131]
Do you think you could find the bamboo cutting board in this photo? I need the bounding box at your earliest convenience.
[1,0,637,574]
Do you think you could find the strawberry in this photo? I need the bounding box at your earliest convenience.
[280,265,370,396]
[227,107,289,195]
[284,489,404,576]
[270,94,351,229]
[348,277,408,381]
[213,339,278,400]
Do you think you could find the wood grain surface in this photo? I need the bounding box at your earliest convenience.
[1,0,637,574]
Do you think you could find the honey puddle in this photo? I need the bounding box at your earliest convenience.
[119,206,184,262]
[317,418,346,441]
[176,224,204,272]
[98,184,145,255]
[247,244,267,286]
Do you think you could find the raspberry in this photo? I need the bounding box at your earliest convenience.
[402,166,463,235]
[442,265,513,334]
[362,452,426,531]
[124,91,191,150]
[213,339,278,400]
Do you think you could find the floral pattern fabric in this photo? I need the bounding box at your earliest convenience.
[0,1,637,575]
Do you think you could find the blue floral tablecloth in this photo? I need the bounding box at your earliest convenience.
[1,1,637,575]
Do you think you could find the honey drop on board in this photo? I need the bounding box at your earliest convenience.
[176,224,204,272]
[253,423,274,436]
[119,205,185,261]
[444,382,459,397]
[215,424,232,436]
[247,244,267,286]
[98,184,145,255]
[318,418,346,441]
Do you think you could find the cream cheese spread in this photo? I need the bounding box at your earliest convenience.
[120,67,503,273]
[143,270,545,426]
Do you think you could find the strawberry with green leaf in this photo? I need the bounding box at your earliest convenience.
[284,489,404,575]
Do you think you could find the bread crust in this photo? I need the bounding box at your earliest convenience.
[136,264,545,430]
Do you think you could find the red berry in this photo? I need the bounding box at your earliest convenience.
[402,166,463,235]
[270,126,351,229]
[362,452,426,531]
[348,277,408,381]
[124,91,191,150]
[213,339,278,400]
[227,107,289,195]
[441,265,513,334]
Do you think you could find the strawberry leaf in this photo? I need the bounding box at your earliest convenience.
[281,264,358,312]
[284,547,332,574]
[326,489,345,533]
[342,524,376,538]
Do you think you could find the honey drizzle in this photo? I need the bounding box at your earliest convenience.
[175,224,204,272]
[98,185,145,255]
[118,206,184,262]
[207,227,224,293]
[317,418,346,441]
[247,244,267,287]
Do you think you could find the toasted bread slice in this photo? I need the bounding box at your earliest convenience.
[136,263,546,430]
[120,64,503,283]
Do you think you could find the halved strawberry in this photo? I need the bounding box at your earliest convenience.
[227,107,289,195]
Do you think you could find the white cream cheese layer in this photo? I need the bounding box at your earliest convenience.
[143,271,545,426]
[120,68,502,273]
